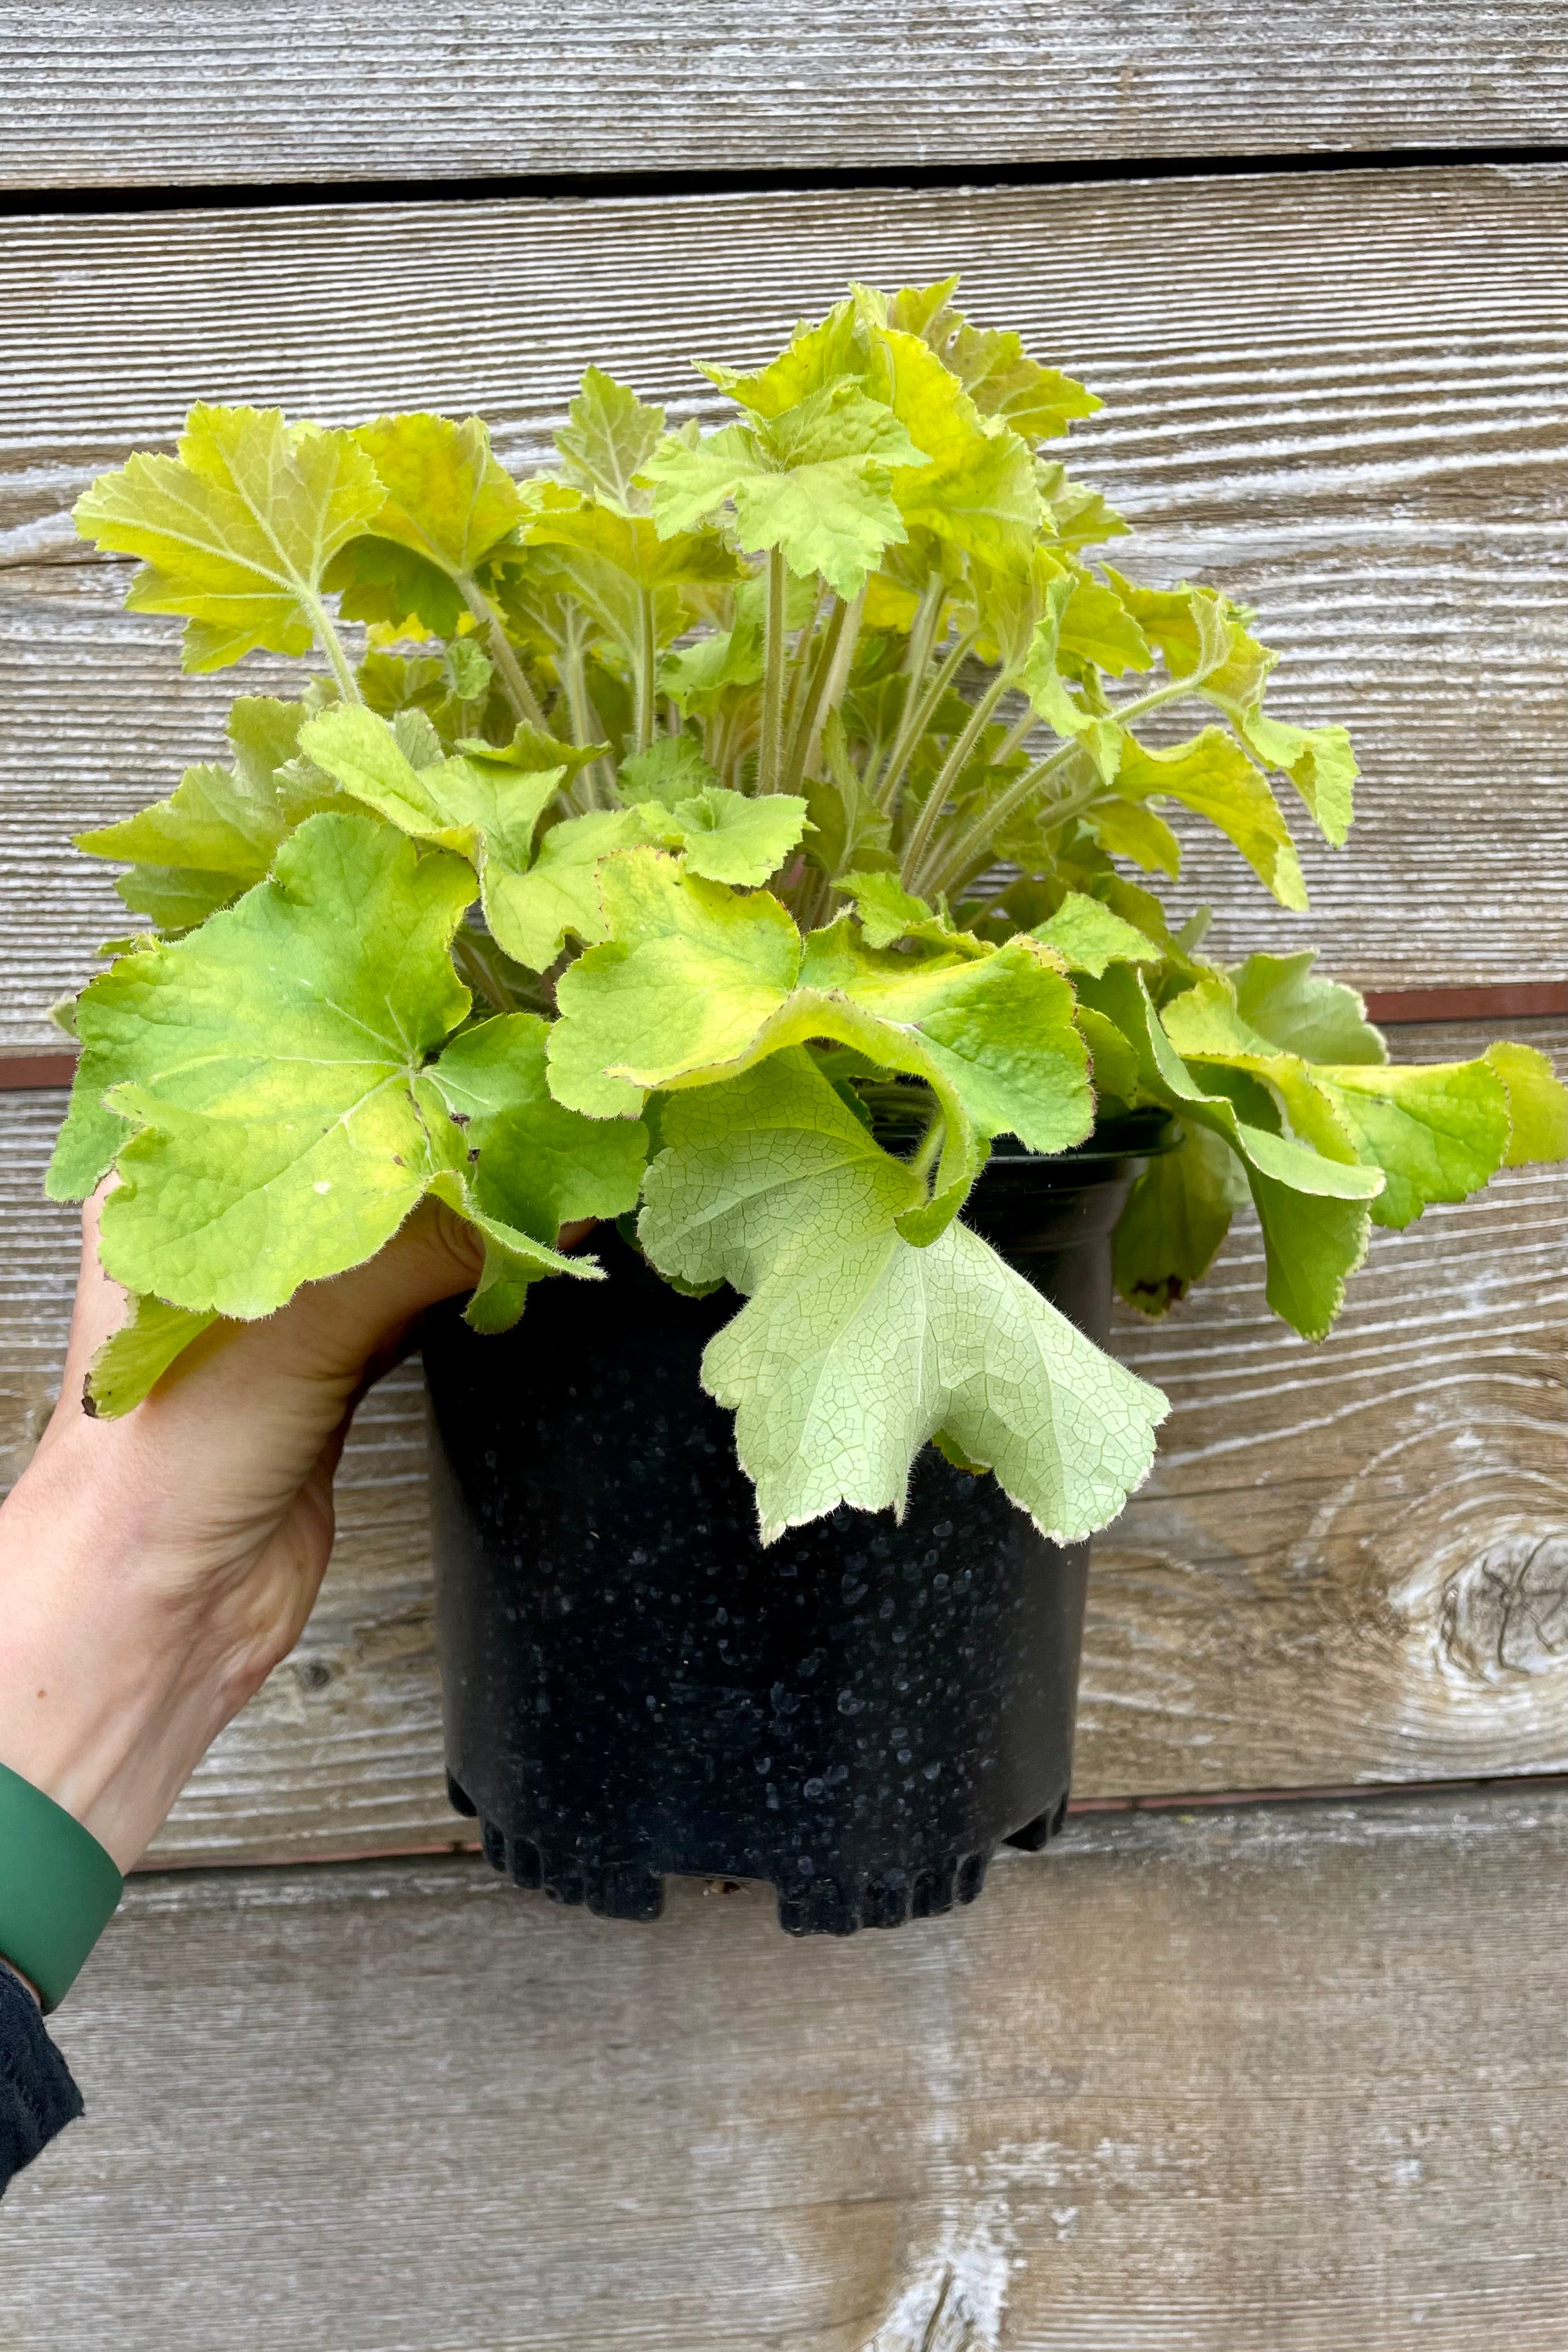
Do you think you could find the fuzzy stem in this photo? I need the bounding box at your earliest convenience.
[783,586,865,797]
[559,611,607,808]
[994,705,1040,764]
[918,666,1229,899]
[452,927,519,1013]
[900,667,1014,892]
[759,547,789,795]
[460,581,548,732]
[306,598,363,705]
[633,588,656,755]
[872,628,977,816]
[908,1110,946,1188]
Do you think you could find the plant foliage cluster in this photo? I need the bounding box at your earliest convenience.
[53,279,1565,1542]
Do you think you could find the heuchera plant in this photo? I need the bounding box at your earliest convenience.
[51,278,1565,1544]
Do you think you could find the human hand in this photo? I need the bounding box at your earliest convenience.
[0,1191,506,1869]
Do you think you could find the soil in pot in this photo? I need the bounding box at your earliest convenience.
[422,1115,1170,1936]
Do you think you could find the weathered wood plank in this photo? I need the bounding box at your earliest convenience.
[1,1,1565,188]
[9,1791,1566,2350]
[1,168,1562,1044]
[1,1022,1561,1863]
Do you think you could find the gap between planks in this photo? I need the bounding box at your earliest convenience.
[120,1771,1568,1876]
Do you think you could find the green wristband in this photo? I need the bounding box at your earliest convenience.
[0,1760,123,2013]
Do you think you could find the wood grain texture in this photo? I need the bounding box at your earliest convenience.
[1,1021,1560,1865]
[2,167,1563,1045]
[8,1791,1566,2350]
[2,2,1565,188]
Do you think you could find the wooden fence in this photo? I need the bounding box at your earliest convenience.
[1,12,1564,2343]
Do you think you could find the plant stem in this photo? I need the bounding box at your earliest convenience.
[908,1110,946,1187]
[784,583,866,797]
[634,588,656,755]
[759,547,789,795]
[780,592,843,795]
[560,610,607,808]
[307,599,363,705]
[452,927,519,1013]
[872,628,977,816]
[901,667,1014,892]
[461,581,548,732]
[917,667,1226,899]
[994,705,1039,764]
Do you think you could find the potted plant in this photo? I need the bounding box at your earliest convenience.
[51,278,1564,1935]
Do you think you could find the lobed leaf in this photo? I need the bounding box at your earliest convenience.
[640,1051,1165,1542]
[75,404,383,670]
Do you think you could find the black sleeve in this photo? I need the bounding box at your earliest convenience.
[0,1960,84,2195]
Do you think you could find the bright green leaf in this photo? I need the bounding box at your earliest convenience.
[75,695,308,931]
[548,850,803,1116]
[618,735,724,808]
[416,1013,645,1329]
[1238,712,1357,848]
[1232,950,1385,1064]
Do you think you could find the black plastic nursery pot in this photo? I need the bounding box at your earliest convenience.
[422,1113,1171,1937]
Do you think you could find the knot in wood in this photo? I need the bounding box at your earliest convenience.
[1437,1532,1568,1683]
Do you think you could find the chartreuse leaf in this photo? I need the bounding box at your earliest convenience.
[860,321,1041,568]
[76,696,309,931]
[1114,730,1308,910]
[74,405,384,670]
[834,874,990,955]
[1162,973,1518,1232]
[86,1296,219,1417]
[662,787,809,887]
[618,737,723,808]
[549,855,1094,1218]
[1085,967,1382,1338]
[325,412,534,635]
[1237,712,1358,848]
[53,818,606,1406]
[1113,1126,1249,1317]
[885,276,1101,442]
[415,1013,645,1331]
[1054,566,1151,675]
[501,810,666,970]
[1304,1060,1513,1228]
[554,368,665,510]
[548,852,803,1117]
[638,1049,1165,1543]
[300,703,662,970]
[640,381,928,597]
[1091,797,1182,878]
[799,918,1093,1162]
[1485,1042,1568,1164]
[527,496,744,591]
[1014,566,1124,782]
[50,814,469,1312]
[1030,892,1162,977]
[1231,951,1385,1064]
[1099,568,1358,847]
[696,300,863,419]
